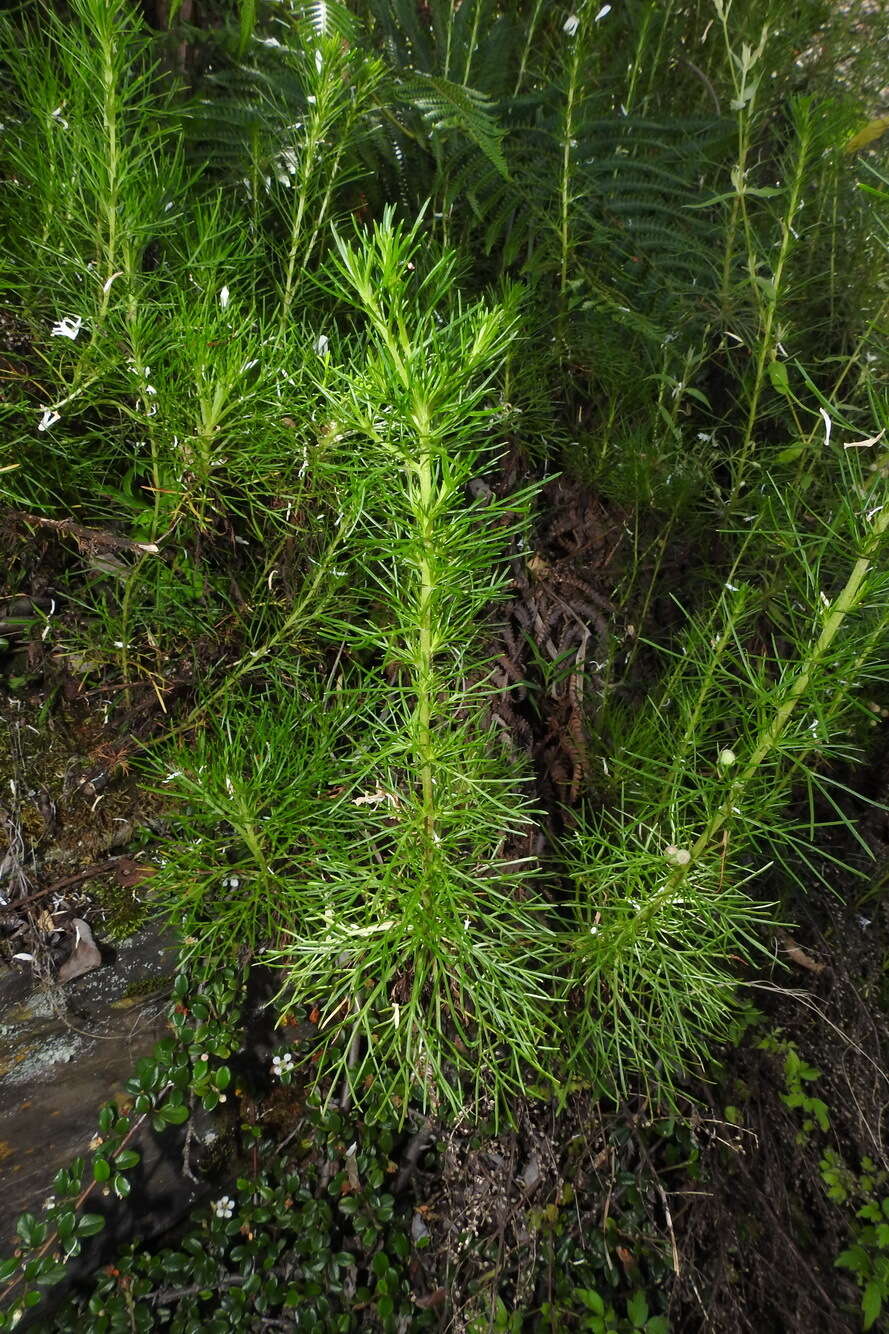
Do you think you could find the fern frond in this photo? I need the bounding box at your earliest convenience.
[399,72,509,179]
[297,0,366,41]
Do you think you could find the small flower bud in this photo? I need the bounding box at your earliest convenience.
[717,748,737,768]
[664,845,691,868]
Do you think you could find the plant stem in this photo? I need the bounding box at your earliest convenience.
[731,103,813,503]
[557,36,581,348]
[97,7,120,322]
[513,0,545,97]
[413,417,438,846]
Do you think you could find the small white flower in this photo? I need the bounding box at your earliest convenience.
[44,1196,56,1211]
[563,14,580,36]
[219,285,230,309]
[213,1195,235,1220]
[664,845,692,868]
[314,333,329,356]
[51,105,69,129]
[51,315,83,341]
[278,148,299,177]
[272,1052,295,1077]
[315,49,324,73]
[38,409,61,432]
[717,748,737,769]
[595,4,611,19]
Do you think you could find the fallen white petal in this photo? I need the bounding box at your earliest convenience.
[844,429,885,449]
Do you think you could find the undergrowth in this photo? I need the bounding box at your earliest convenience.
[1,0,888,1326]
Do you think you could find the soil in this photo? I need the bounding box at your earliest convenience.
[1,467,888,1333]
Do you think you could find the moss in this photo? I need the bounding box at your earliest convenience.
[90,877,149,941]
[121,972,174,1000]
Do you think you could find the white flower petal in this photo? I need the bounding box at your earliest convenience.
[563,14,580,35]
[820,407,832,447]
[51,316,83,341]
[219,285,230,309]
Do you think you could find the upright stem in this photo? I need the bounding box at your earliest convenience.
[513,0,545,97]
[97,13,120,322]
[558,39,581,347]
[278,184,312,339]
[462,0,483,87]
[414,434,438,846]
[731,108,813,503]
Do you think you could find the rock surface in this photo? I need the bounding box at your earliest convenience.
[0,924,180,1247]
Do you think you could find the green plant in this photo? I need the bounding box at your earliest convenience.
[758,1038,889,1330]
[41,1099,428,1333]
[563,439,889,1093]
[157,212,563,1120]
[758,1033,830,1142]
[832,1158,889,1331]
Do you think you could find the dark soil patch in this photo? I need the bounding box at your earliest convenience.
[670,875,889,1332]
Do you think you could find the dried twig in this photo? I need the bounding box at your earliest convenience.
[10,510,160,556]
